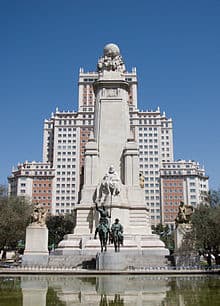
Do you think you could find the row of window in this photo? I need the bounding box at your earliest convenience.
[57,158,76,162]
[164,202,182,206]
[58,134,76,138]
[33,183,52,187]
[164,189,183,193]
[139,157,159,161]
[145,190,160,194]
[139,133,158,137]
[57,140,75,144]
[57,177,76,182]
[57,145,76,149]
[56,190,75,194]
[139,127,158,131]
[140,164,159,168]
[56,183,75,188]
[139,151,159,155]
[145,183,159,187]
[56,165,76,169]
[33,190,52,194]
[58,128,76,131]
[139,145,158,149]
[164,196,183,199]
[151,215,160,220]
[56,203,75,207]
[163,182,182,187]
[56,196,75,200]
[23,171,53,175]
[145,198,160,202]
[142,171,159,175]
[58,120,76,125]
[56,209,74,214]
[33,196,51,200]
[150,209,161,213]
[57,152,76,155]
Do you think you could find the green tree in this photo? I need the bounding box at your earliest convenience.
[191,204,220,264]
[152,223,174,253]
[46,213,75,249]
[0,191,32,258]
[209,188,220,207]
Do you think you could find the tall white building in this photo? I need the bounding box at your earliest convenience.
[160,160,209,228]
[8,44,208,225]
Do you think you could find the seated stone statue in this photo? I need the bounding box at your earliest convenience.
[97,165,121,204]
[175,201,194,227]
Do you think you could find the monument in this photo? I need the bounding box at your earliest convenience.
[50,43,169,269]
[22,204,49,267]
[174,201,196,266]
[174,201,194,250]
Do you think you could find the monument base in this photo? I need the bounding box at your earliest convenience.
[96,249,169,270]
[22,224,49,267]
[48,233,169,270]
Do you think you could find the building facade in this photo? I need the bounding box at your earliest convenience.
[160,160,209,228]
[8,44,208,225]
[8,161,55,211]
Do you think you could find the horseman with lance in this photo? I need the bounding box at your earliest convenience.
[94,203,110,237]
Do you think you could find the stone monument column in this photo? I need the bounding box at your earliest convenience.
[56,44,169,268]
[93,74,130,179]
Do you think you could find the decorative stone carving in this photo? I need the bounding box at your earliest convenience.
[175,201,194,227]
[97,43,126,73]
[106,88,118,97]
[31,204,48,226]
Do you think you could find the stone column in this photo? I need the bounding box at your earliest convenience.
[123,139,139,186]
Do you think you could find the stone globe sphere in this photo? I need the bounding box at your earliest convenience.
[104,43,120,58]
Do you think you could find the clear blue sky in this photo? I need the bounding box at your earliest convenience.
[1,0,219,189]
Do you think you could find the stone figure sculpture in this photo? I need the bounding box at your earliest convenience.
[139,172,145,188]
[97,43,126,73]
[97,165,121,205]
[175,201,194,227]
[31,204,48,226]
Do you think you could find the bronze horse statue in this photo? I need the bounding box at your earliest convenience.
[110,228,123,252]
[94,222,109,252]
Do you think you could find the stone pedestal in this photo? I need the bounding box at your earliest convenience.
[22,224,49,267]
[21,277,48,306]
[96,248,169,270]
[174,223,192,250]
[174,223,199,266]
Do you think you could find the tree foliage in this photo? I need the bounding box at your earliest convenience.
[191,204,220,264]
[46,213,75,248]
[209,188,220,207]
[152,223,174,252]
[0,189,32,252]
